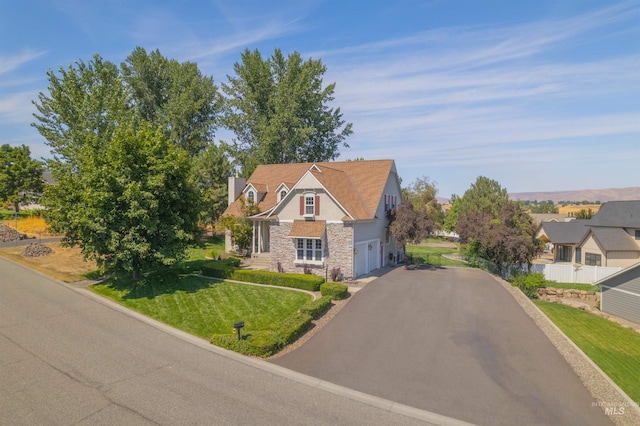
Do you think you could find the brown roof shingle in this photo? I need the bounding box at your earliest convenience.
[289,220,326,238]
[223,160,396,220]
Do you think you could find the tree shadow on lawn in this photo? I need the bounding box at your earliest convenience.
[105,260,219,300]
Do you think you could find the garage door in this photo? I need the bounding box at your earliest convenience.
[355,243,367,277]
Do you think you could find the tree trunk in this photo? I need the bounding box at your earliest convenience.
[132,267,142,281]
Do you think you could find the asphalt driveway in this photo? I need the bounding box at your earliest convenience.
[271,266,612,426]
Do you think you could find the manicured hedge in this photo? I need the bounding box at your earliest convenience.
[320,282,349,300]
[201,266,324,291]
[211,311,313,357]
[299,295,332,319]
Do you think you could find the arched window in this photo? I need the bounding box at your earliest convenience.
[280,190,287,201]
[247,191,254,203]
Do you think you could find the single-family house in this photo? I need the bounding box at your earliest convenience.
[223,159,404,278]
[530,213,571,225]
[536,220,590,263]
[596,262,640,325]
[575,201,640,268]
[536,201,640,268]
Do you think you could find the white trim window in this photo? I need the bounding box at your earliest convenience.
[305,195,315,216]
[296,238,323,262]
[247,190,255,203]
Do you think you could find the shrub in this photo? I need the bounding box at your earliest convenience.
[206,249,218,259]
[299,295,332,319]
[320,282,349,300]
[329,267,342,282]
[510,272,546,299]
[211,312,312,357]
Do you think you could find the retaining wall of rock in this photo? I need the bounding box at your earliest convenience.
[537,287,600,306]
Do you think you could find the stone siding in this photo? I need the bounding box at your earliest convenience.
[269,221,354,278]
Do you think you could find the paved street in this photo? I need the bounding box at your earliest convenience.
[0,257,463,425]
[272,267,612,426]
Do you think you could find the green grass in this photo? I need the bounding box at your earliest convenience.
[406,244,467,267]
[545,282,598,292]
[90,233,313,344]
[92,274,311,339]
[534,300,640,403]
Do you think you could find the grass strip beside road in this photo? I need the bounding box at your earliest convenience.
[92,275,312,339]
[534,300,640,404]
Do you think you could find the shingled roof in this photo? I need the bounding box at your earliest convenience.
[223,160,396,220]
[538,220,590,244]
[589,201,640,228]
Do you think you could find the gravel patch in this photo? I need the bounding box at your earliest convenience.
[492,275,640,425]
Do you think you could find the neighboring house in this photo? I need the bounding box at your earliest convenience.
[530,213,571,225]
[575,200,640,268]
[536,220,590,263]
[596,262,640,325]
[223,160,404,278]
[537,201,640,268]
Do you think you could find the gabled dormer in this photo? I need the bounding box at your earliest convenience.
[243,183,266,205]
[275,182,291,203]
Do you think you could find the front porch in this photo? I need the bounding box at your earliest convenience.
[241,252,271,271]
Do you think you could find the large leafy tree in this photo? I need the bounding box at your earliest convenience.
[402,176,443,229]
[43,122,202,279]
[192,143,234,226]
[222,48,353,176]
[0,144,43,212]
[457,201,542,274]
[456,176,509,223]
[389,200,434,246]
[33,54,203,279]
[121,47,222,156]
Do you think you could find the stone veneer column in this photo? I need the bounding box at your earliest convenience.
[325,223,353,279]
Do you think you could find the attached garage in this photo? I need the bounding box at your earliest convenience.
[596,263,640,325]
[354,239,380,278]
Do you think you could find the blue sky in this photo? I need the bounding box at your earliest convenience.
[1,0,638,198]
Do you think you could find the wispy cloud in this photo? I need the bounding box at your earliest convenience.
[0,49,47,74]
[0,91,38,123]
[316,2,640,178]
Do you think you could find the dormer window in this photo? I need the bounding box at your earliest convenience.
[247,191,255,203]
[280,190,287,201]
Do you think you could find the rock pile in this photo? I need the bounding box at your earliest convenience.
[0,224,28,242]
[22,243,54,257]
[537,286,600,305]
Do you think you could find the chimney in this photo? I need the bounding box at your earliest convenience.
[228,176,246,206]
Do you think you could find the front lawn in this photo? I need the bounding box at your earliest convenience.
[534,300,640,403]
[92,273,312,339]
[405,244,467,267]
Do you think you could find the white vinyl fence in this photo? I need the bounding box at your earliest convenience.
[529,263,621,284]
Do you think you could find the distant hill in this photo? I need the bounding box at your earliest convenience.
[509,187,640,203]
